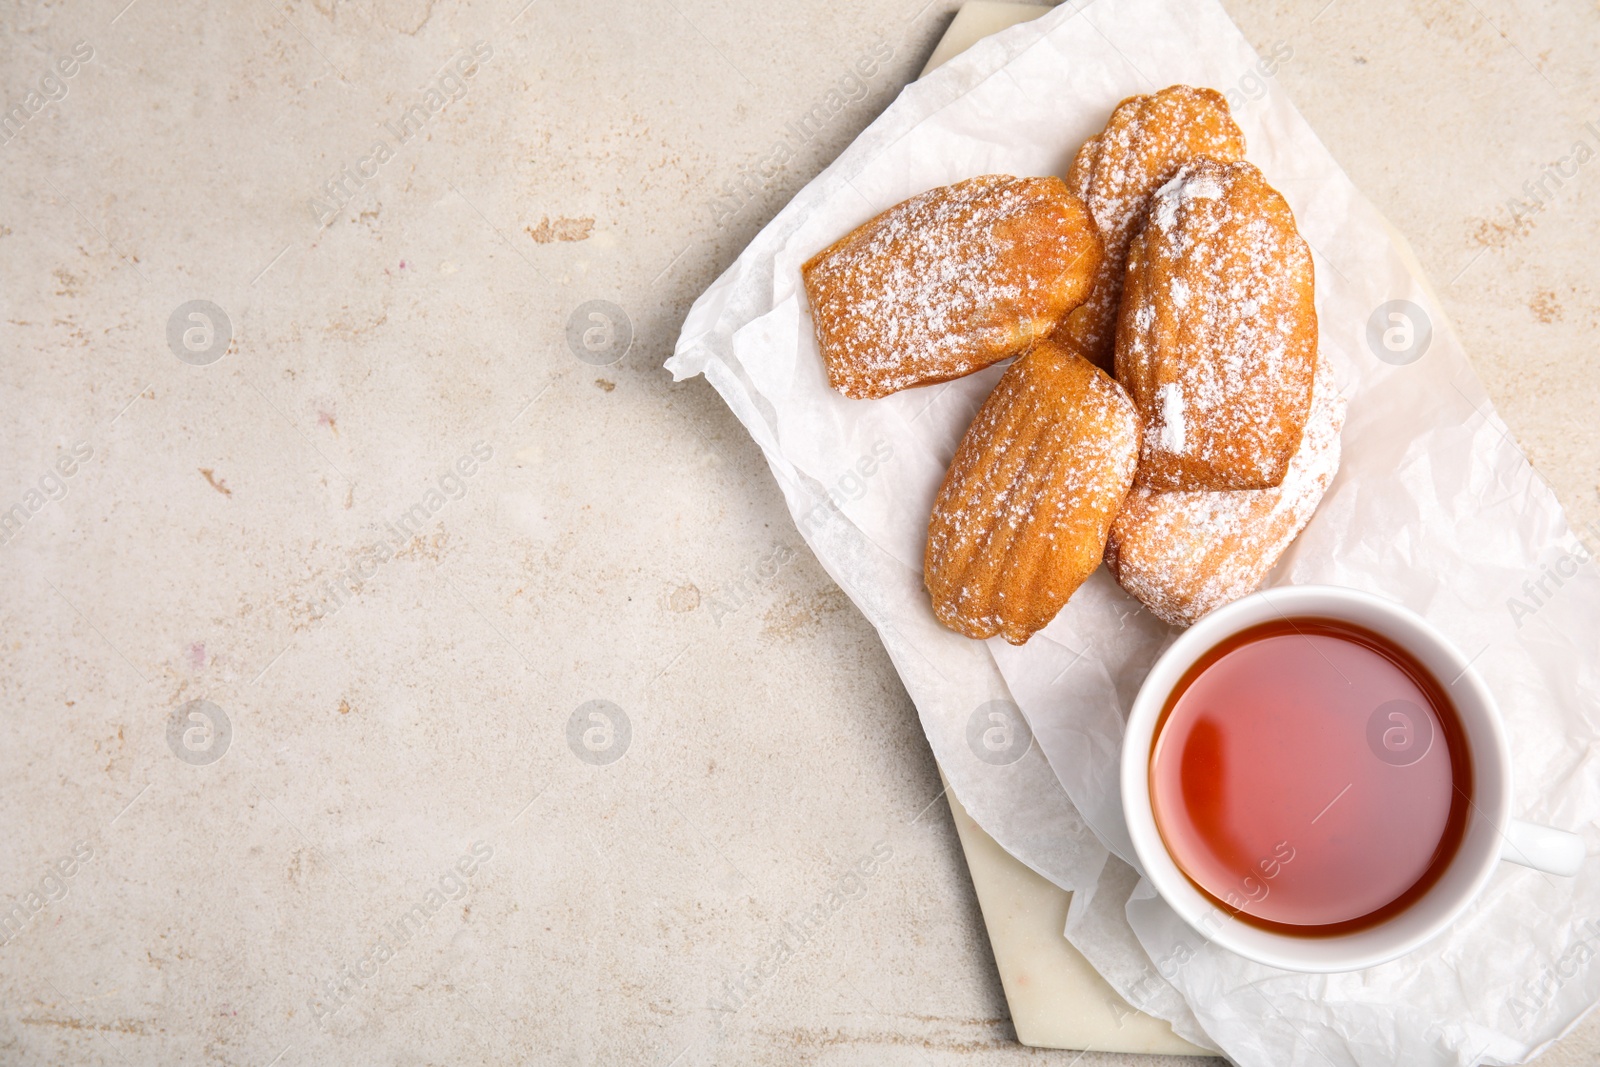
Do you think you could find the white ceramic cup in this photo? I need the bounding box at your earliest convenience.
[1120,584,1585,973]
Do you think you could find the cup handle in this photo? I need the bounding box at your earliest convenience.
[1501,819,1586,877]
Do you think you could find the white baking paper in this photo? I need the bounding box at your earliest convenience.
[666,2,1600,1063]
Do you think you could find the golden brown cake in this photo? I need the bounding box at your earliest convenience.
[1115,157,1318,492]
[1105,352,1345,627]
[1053,85,1246,370]
[802,176,1102,400]
[924,339,1139,644]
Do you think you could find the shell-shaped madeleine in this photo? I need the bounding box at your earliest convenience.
[925,340,1139,644]
[1115,158,1317,492]
[1105,352,1346,627]
[803,176,1102,400]
[1053,85,1246,369]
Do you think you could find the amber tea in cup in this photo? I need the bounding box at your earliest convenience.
[1148,617,1473,934]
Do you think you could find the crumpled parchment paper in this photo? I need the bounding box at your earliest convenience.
[667,2,1600,1063]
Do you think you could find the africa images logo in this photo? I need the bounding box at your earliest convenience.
[1,40,94,147]
[309,841,494,1024]
[307,441,494,624]
[709,37,894,229]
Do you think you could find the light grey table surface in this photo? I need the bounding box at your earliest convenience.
[2,1,1597,1064]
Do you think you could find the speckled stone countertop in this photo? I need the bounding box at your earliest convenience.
[1,0,1596,1063]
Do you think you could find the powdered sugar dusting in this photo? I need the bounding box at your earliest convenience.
[803,176,1099,399]
[1118,157,1318,491]
[1054,86,1246,366]
[1157,382,1186,454]
[1150,170,1221,231]
[925,344,1138,643]
[1107,352,1346,626]
[1168,276,1190,310]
